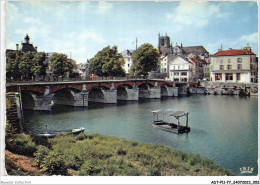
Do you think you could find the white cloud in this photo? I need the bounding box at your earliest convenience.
[24,17,41,24]
[6,2,19,22]
[97,1,113,14]
[166,2,226,28]
[77,1,91,11]
[239,32,258,44]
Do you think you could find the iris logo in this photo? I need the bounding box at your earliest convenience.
[240,167,253,174]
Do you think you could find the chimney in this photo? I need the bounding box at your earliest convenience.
[16,44,19,50]
[218,49,222,51]
[243,46,251,51]
[35,46,38,52]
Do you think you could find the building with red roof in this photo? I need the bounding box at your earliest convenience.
[210,47,257,83]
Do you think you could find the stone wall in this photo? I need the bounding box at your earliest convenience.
[192,81,257,96]
[6,92,23,133]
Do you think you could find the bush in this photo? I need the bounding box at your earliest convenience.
[6,134,36,156]
[34,145,49,167]
[147,167,161,176]
[76,132,88,141]
[188,153,202,166]
[41,151,68,175]
[78,159,101,176]
[49,134,76,145]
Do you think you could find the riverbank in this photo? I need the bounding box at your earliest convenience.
[5,132,233,176]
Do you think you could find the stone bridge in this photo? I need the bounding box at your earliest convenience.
[6,79,178,110]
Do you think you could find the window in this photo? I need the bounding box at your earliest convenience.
[178,66,180,70]
[128,64,130,67]
[237,58,242,63]
[174,72,179,76]
[225,73,233,81]
[237,64,242,69]
[174,78,179,82]
[220,59,223,63]
[215,73,222,80]
[227,65,232,70]
[236,73,240,81]
[174,66,176,70]
[220,65,224,70]
[228,59,231,63]
[181,72,187,76]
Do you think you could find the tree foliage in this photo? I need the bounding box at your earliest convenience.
[50,53,73,78]
[6,51,47,80]
[130,43,159,77]
[32,52,47,78]
[6,50,23,79]
[18,51,36,79]
[89,46,125,77]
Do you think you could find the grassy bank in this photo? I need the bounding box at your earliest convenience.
[5,132,233,176]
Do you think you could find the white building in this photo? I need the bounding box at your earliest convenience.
[159,53,178,78]
[121,50,134,74]
[169,56,193,82]
[210,47,256,83]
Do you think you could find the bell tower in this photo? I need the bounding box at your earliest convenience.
[24,33,30,44]
[158,33,173,54]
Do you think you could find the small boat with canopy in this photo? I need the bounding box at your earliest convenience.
[151,109,190,134]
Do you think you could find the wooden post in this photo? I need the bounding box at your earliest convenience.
[177,117,180,130]
[186,113,189,128]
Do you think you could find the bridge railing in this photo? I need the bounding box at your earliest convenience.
[6,76,167,84]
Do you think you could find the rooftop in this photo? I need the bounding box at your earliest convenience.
[212,49,256,56]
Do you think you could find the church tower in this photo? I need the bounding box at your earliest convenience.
[158,33,173,54]
[24,33,30,44]
[21,34,37,53]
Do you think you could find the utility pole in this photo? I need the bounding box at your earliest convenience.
[136,37,138,50]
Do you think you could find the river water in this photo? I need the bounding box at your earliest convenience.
[23,95,258,176]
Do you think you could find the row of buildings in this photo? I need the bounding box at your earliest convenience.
[8,34,258,83]
[122,34,258,84]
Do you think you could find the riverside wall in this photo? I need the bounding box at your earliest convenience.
[188,82,258,96]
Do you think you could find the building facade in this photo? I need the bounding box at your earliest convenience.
[169,56,193,82]
[121,50,134,74]
[158,34,210,81]
[210,47,257,83]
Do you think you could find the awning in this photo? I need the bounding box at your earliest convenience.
[152,109,188,117]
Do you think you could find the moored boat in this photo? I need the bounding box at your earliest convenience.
[151,109,190,134]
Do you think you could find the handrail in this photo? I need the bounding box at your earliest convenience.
[6,76,168,84]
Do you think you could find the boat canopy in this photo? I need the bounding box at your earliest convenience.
[151,109,188,117]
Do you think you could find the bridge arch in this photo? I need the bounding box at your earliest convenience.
[50,85,82,94]
[88,87,105,103]
[160,85,168,97]
[21,91,35,110]
[117,86,128,100]
[137,82,155,88]
[52,88,78,106]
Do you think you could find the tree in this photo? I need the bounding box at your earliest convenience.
[130,43,159,77]
[6,50,23,80]
[31,52,47,79]
[18,51,36,79]
[89,46,125,77]
[50,53,73,78]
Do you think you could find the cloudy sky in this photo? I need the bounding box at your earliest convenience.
[6,1,258,63]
